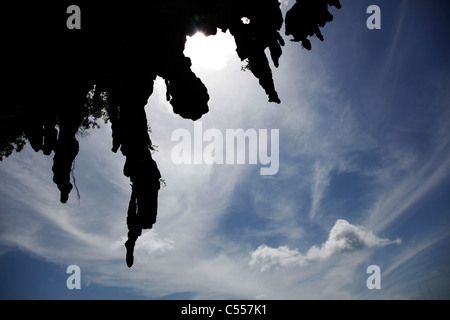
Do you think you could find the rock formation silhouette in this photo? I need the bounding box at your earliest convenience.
[285,0,341,50]
[0,0,341,267]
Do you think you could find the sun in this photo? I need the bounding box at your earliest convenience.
[184,29,237,71]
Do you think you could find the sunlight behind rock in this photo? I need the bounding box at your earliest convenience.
[184,30,237,71]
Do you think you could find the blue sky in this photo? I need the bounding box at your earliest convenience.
[1,0,449,299]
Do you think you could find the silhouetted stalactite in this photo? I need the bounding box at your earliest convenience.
[0,0,341,267]
[285,0,341,50]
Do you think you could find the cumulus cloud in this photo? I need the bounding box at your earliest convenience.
[249,245,307,272]
[249,219,401,272]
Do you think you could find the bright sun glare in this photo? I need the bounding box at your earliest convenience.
[184,29,237,71]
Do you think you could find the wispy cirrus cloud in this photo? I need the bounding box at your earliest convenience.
[365,108,450,234]
[309,163,333,220]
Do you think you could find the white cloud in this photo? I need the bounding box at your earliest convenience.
[279,0,292,8]
[309,163,333,220]
[111,230,174,254]
[249,245,306,272]
[249,219,401,272]
[307,219,401,258]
